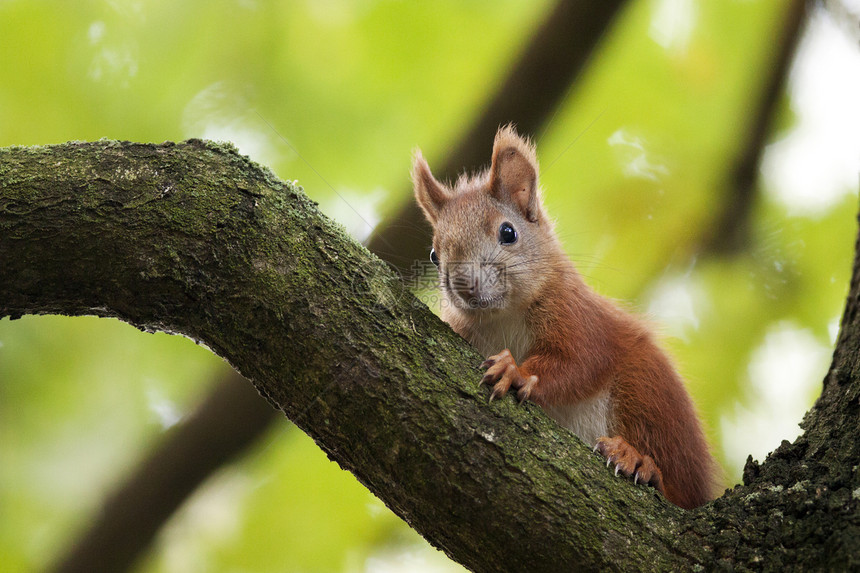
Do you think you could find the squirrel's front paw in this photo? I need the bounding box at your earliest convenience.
[594,436,665,494]
[480,349,538,403]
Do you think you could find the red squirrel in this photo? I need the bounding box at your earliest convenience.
[412,125,716,509]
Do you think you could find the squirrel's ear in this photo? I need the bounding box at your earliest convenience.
[488,125,541,223]
[412,150,450,225]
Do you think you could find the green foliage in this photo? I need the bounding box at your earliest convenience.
[0,316,223,571]
[0,1,855,571]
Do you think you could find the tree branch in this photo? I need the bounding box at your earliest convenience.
[0,140,693,571]
[2,140,858,570]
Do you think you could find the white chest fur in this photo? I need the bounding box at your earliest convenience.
[460,308,611,446]
[543,393,612,446]
[464,309,534,363]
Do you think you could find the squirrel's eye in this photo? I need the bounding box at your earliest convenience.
[498,222,518,245]
[430,248,439,266]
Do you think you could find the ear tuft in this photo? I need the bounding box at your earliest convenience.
[412,149,450,225]
[488,125,542,222]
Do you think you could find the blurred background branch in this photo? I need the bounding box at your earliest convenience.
[367,0,629,276]
[701,0,809,254]
[52,370,278,573]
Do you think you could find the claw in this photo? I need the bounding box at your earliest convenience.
[516,375,537,404]
[593,435,666,495]
[479,349,539,405]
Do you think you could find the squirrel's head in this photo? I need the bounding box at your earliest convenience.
[413,125,562,315]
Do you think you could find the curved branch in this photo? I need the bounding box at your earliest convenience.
[3,140,859,570]
[0,140,695,572]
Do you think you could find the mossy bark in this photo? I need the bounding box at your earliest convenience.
[1,140,857,571]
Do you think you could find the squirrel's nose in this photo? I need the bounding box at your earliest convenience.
[449,273,478,300]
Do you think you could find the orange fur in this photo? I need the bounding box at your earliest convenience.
[413,125,717,509]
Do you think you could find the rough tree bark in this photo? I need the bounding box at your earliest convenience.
[1,140,858,571]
